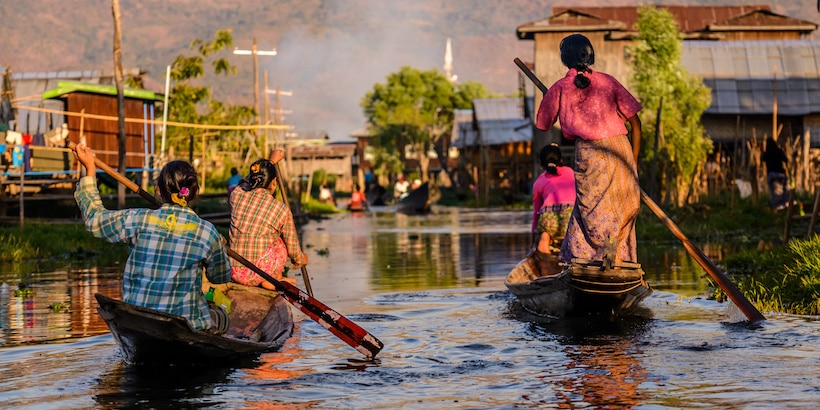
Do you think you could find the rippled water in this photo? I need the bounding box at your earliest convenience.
[1,207,818,408]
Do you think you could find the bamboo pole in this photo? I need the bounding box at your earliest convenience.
[13,105,292,131]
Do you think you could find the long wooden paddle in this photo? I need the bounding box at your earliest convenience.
[513,57,765,323]
[71,143,384,358]
[271,159,313,297]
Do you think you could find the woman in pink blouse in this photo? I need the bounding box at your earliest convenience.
[535,34,643,265]
[531,143,575,264]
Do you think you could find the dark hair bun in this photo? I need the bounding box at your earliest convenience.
[574,73,591,89]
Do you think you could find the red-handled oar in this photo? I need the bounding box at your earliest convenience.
[71,143,384,358]
[513,57,765,323]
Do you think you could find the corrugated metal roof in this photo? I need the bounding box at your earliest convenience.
[517,5,816,38]
[473,98,524,121]
[683,40,820,115]
[9,69,153,132]
[452,99,532,148]
[290,142,356,158]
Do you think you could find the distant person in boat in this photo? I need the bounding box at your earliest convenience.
[227,167,242,196]
[535,33,642,265]
[229,151,307,290]
[319,181,336,206]
[394,176,409,201]
[347,183,367,211]
[761,137,790,210]
[531,143,575,264]
[73,143,232,333]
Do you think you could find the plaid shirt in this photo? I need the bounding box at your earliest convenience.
[75,176,231,330]
[229,188,304,268]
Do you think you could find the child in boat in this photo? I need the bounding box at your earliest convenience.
[73,143,232,333]
[229,151,308,290]
[531,143,575,271]
[535,33,643,265]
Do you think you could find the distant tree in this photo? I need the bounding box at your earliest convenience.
[629,6,712,205]
[165,29,256,165]
[360,66,491,183]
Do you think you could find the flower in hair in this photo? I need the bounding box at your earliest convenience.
[251,163,261,173]
[179,187,190,197]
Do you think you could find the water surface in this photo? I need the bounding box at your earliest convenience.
[1,207,817,408]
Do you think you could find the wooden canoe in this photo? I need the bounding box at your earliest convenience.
[396,182,431,214]
[95,282,294,365]
[505,255,652,319]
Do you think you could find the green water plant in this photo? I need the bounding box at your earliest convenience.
[721,237,820,316]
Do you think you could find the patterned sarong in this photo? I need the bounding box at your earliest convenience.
[559,135,640,263]
[231,236,288,286]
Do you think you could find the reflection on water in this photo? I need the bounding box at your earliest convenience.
[0,268,120,346]
[94,360,236,408]
[0,208,818,408]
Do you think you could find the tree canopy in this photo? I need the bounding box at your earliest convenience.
[165,29,256,160]
[360,66,491,182]
[629,6,712,205]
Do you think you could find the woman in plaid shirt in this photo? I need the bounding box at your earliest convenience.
[229,154,308,290]
[74,143,232,332]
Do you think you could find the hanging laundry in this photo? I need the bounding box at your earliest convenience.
[32,133,45,146]
[5,130,21,145]
[12,145,24,167]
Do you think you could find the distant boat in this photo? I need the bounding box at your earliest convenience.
[396,182,431,214]
[366,184,389,206]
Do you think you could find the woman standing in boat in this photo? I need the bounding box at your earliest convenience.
[535,33,643,264]
[531,143,575,268]
[229,151,308,290]
[73,143,232,332]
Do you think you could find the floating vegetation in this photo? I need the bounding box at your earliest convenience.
[722,237,820,316]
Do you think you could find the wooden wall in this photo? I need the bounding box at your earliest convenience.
[64,93,149,169]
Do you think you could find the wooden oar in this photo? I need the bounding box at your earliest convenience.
[513,57,765,323]
[71,143,384,358]
[272,159,313,297]
[639,191,764,322]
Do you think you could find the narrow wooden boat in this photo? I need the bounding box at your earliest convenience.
[396,182,431,214]
[95,282,294,365]
[505,254,652,319]
[366,184,389,206]
[504,255,573,319]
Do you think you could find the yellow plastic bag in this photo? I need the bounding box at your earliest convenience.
[212,287,232,315]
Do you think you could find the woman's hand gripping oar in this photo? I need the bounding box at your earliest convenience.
[268,149,313,297]
[513,57,765,323]
[70,142,384,358]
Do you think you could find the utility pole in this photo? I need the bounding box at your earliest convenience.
[112,0,127,209]
[233,39,276,153]
[264,70,270,155]
[265,87,293,150]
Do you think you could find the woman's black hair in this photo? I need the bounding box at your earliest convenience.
[539,143,563,176]
[560,34,594,89]
[239,159,278,191]
[157,160,199,204]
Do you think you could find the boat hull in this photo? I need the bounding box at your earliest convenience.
[96,282,293,365]
[505,255,651,319]
[396,182,431,214]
